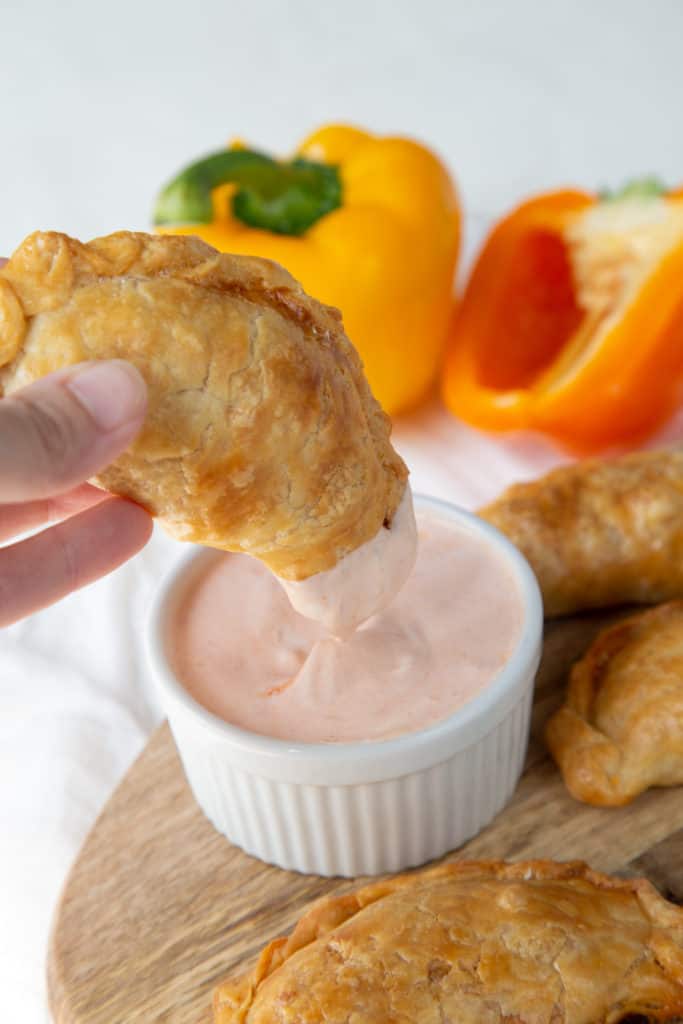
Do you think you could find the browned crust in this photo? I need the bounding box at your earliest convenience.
[214,858,683,1022]
[479,448,683,617]
[546,601,683,806]
[0,230,342,326]
[0,231,408,578]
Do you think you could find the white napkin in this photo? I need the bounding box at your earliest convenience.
[0,527,177,1019]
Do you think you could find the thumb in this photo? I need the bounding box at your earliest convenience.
[0,360,148,502]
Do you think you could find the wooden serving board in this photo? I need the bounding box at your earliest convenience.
[48,610,683,1024]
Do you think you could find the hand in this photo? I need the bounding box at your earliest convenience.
[0,258,152,625]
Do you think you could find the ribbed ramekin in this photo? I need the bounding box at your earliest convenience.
[147,496,543,877]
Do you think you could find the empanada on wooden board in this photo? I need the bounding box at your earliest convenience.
[0,231,407,579]
[547,601,683,806]
[214,859,683,1024]
[480,448,683,617]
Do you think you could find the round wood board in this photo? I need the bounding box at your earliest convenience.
[48,611,683,1024]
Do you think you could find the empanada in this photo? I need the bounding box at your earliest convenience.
[0,231,408,580]
[480,448,683,617]
[214,859,683,1023]
[546,601,683,805]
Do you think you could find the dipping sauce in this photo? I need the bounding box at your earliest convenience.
[280,487,418,636]
[169,510,524,743]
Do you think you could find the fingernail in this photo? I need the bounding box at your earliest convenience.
[67,360,147,431]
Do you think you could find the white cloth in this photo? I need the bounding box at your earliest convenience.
[0,531,172,1019]
[3,1,683,1019]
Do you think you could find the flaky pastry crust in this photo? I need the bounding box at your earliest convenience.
[214,859,683,1023]
[0,231,408,579]
[546,601,683,806]
[480,448,683,617]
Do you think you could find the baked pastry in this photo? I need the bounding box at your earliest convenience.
[0,231,408,580]
[480,448,683,617]
[214,859,683,1023]
[546,601,683,805]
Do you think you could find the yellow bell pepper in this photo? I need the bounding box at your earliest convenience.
[153,125,460,414]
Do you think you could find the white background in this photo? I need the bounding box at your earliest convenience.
[2,1,683,1019]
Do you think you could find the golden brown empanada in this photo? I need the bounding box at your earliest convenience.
[480,448,683,617]
[214,859,683,1023]
[0,231,407,580]
[546,601,683,806]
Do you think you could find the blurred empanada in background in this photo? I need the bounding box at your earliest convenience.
[480,448,683,617]
[546,601,683,805]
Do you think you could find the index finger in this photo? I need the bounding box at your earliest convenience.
[0,482,107,541]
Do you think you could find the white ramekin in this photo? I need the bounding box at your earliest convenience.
[147,496,543,877]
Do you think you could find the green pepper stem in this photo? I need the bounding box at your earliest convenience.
[153,147,342,236]
[600,176,667,203]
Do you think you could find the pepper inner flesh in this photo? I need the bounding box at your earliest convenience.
[476,197,683,392]
[475,229,582,389]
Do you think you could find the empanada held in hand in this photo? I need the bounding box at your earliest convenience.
[214,860,683,1024]
[546,601,683,806]
[0,231,407,580]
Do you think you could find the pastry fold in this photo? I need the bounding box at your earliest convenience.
[480,448,683,616]
[214,859,683,1023]
[0,231,408,579]
[546,601,683,805]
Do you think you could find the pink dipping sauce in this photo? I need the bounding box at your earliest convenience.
[169,511,524,743]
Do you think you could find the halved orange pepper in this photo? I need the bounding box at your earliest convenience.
[442,181,683,452]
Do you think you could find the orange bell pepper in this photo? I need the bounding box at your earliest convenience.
[153,125,460,415]
[442,180,683,452]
